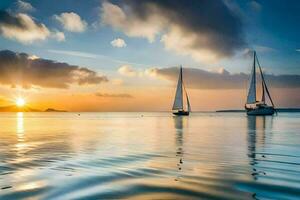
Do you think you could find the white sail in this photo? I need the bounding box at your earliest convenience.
[172,67,183,110]
[247,52,257,104]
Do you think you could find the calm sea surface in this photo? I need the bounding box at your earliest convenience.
[0,112,299,199]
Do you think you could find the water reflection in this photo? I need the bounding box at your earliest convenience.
[16,112,26,156]
[247,116,271,176]
[0,112,298,199]
[247,116,274,198]
[173,116,188,180]
[16,112,24,137]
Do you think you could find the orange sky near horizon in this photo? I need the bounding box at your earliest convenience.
[0,86,299,112]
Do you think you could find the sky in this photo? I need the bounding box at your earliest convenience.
[0,0,299,111]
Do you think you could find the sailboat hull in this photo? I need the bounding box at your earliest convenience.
[173,111,190,116]
[246,106,275,116]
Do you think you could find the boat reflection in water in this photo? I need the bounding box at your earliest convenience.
[246,115,274,198]
[173,116,188,181]
[0,112,299,199]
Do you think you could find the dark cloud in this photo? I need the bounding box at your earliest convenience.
[95,92,133,98]
[0,10,23,27]
[0,50,108,89]
[147,67,300,89]
[0,10,51,43]
[102,0,246,62]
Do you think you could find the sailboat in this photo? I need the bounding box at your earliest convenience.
[245,51,275,115]
[172,66,191,116]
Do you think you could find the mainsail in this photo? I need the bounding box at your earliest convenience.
[172,67,183,110]
[246,51,257,104]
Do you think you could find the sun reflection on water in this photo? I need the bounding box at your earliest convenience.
[15,112,27,156]
[17,112,24,136]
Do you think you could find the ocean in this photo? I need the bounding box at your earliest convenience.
[0,112,299,199]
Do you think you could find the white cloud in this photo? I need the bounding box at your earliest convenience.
[117,65,146,77]
[0,11,50,44]
[160,25,219,63]
[100,1,245,63]
[54,12,87,32]
[101,1,165,42]
[51,30,65,42]
[118,65,138,77]
[111,38,126,48]
[48,49,98,59]
[111,78,124,85]
[28,54,39,60]
[16,0,35,12]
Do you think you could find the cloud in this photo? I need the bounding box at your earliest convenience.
[48,49,98,59]
[0,10,50,44]
[111,78,124,85]
[48,49,148,66]
[16,0,35,12]
[51,30,65,42]
[95,92,133,98]
[111,38,126,48]
[101,0,246,63]
[248,1,262,12]
[146,67,300,89]
[0,50,108,89]
[54,12,87,32]
[118,65,138,77]
[254,45,276,53]
[28,54,39,60]
[296,49,300,52]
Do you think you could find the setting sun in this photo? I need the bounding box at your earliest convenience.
[16,98,26,107]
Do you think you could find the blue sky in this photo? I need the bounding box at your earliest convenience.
[0,0,299,75]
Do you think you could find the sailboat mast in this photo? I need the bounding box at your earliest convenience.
[255,54,275,107]
[253,51,257,102]
[180,66,183,109]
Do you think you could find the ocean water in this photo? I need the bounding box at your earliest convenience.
[0,112,299,200]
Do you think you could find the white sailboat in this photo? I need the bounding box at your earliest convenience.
[245,51,275,115]
[172,66,191,116]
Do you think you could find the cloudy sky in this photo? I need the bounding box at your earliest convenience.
[0,0,299,111]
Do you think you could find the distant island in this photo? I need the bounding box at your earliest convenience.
[45,108,67,112]
[216,109,245,113]
[216,108,300,113]
[0,105,67,112]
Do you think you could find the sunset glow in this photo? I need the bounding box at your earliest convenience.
[16,98,26,107]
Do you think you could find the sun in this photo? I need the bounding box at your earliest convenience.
[16,98,26,107]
